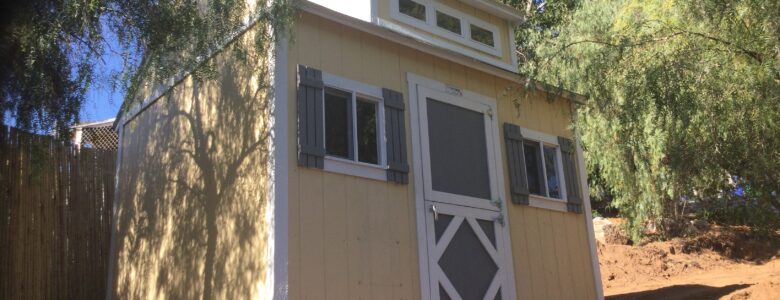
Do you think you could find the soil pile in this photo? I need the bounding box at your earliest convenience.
[600,224,780,299]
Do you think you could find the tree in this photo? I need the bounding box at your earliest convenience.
[513,0,780,240]
[0,0,295,136]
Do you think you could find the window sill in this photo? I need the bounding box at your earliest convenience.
[527,195,568,213]
[323,156,387,181]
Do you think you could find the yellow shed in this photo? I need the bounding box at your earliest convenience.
[108,0,603,299]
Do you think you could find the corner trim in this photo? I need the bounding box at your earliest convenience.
[270,37,290,300]
[105,123,124,300]
[573,103,605,299]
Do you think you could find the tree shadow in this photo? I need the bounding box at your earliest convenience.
[110,27,275,299]
[607,283,752,300]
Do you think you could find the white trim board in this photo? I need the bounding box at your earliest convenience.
[104,123,124,300]
[270,37,290,300]
[572,103,605,300]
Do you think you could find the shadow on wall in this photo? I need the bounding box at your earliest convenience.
[606,283,752,300]
[110,29,275,299]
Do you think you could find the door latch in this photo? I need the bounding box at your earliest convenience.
[485,107,494,120]
[430,204,439,221]
[494,214,505,227]
[492,197,503,209]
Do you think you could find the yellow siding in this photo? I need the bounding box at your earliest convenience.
[376,0,513,65]
[288,13,597,300]
[111,26,272,299]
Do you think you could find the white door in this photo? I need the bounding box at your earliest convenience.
[410,76,516,300]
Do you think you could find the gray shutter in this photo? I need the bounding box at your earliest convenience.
[503,123,530,205]
[559,136,582,213]
[383,88,409,184]
[297,65,325,169]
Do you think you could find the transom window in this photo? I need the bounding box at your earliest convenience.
[436,10,461,35]
[392,0,501,56]
[470,24,495,47]
[399,0,426,21]
[523,139,564,200]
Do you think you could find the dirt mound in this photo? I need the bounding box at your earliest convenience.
[600,224,780,299]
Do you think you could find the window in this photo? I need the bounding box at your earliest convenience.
[324,88,381,166]
[399,0,426,21]
[470,24,495,47]
[390,0,502,57]
[436,10,461,35]
[324,88,352,159]
[355,98,379,164]
[320,72,388,181]
[523,139,563,200]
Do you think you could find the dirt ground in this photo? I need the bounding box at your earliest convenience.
[599,225,780,299]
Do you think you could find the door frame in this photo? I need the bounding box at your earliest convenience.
[407,73,517,300]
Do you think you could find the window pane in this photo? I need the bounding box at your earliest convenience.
[427,98,491,199]
[399,0,426,21]
[356,98,378,164]
[544,146,561,199]
[523,142,544,196]
[470,24,495,47]
[436,11,461,35]
[324,88,352,159]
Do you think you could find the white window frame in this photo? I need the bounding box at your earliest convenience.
[390,0,503,57]
[521,127,570,212]
[321,72,388,181]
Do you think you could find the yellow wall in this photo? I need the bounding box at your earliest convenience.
[111,27,273,299]
[288,13,597,300]
[376,0,514,65]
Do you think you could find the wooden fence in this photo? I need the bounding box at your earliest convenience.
[0,125,116,299]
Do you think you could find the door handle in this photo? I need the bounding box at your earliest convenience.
[430,204,439,221]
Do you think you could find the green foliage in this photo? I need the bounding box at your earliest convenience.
[514,0,780,240]
[0,0,296,136]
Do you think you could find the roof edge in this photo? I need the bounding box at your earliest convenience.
[464,0,525,23]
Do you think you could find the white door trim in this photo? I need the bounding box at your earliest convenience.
[408,73,516,300]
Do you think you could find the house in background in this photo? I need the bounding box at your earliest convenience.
[108,0,603,299]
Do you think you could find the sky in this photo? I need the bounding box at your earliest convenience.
[79,25,126,123]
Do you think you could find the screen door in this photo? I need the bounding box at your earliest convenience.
[415,84,514,300]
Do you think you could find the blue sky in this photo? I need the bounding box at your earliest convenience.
[80,25,126,123]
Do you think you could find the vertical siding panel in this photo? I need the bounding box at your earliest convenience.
[564,214,589,299]
[508,206,534,299]
[368,180,392,300]
[577,215,597,299]
[287,36,302,300]
[318,17,350,300]
[360,33,383,87]
[320,19,343,75]
[538,209,563,300]
[296,15,325,300]
[298,169,325,300]
[551,212,576,300]
[340,27,362,82]
[433,57,451,86]
[379,39,411,300]
[346,176,371,299]
[361,35,392,300]
[398,44,420,300]
[323,174,349,300]
[450,63,468,93]
[524,208,548,300]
